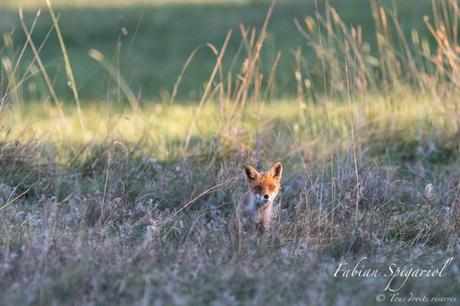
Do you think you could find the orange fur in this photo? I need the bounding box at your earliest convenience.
[238,161,282,232]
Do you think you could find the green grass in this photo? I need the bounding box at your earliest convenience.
[0,0,434,101]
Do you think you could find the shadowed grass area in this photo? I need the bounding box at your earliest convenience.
[0,0,433,101]
[2,0,267,8]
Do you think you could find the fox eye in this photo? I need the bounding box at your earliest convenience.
[254,186,262,192]
[269,185,275,191]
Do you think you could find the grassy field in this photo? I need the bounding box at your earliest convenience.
[1,0,460,305]
[0,0,434,101]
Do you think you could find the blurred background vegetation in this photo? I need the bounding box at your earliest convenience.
[1,0,434,102]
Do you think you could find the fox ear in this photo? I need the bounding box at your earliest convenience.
[270,161,282,180]
[244,164,259,180]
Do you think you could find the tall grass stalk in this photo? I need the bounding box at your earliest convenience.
[45,0,84,130]
[19,8,65,121]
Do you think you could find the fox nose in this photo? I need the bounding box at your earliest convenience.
[263,194,269,200]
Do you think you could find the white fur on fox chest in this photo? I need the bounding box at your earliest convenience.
[241,192,273,226]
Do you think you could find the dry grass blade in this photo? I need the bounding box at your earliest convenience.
[170,45,204,104]
[234,0,276,115]
[45,0,84,130]
[18,7,65,120]
[264,51,282,99]
[0,185,32,212]
[159,176,238,226]
[5,9,41,104]
[88,49,143,114]
[345,58,360,227]
[183,30,232,151]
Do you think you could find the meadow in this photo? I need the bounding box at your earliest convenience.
[0,0,435,100]
[0,0,460,305]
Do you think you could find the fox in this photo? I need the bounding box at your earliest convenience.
[237,161,282,232]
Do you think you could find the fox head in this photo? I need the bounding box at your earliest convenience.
[244,161,282,206]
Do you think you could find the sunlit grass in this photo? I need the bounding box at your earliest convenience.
[1,88,458,163]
